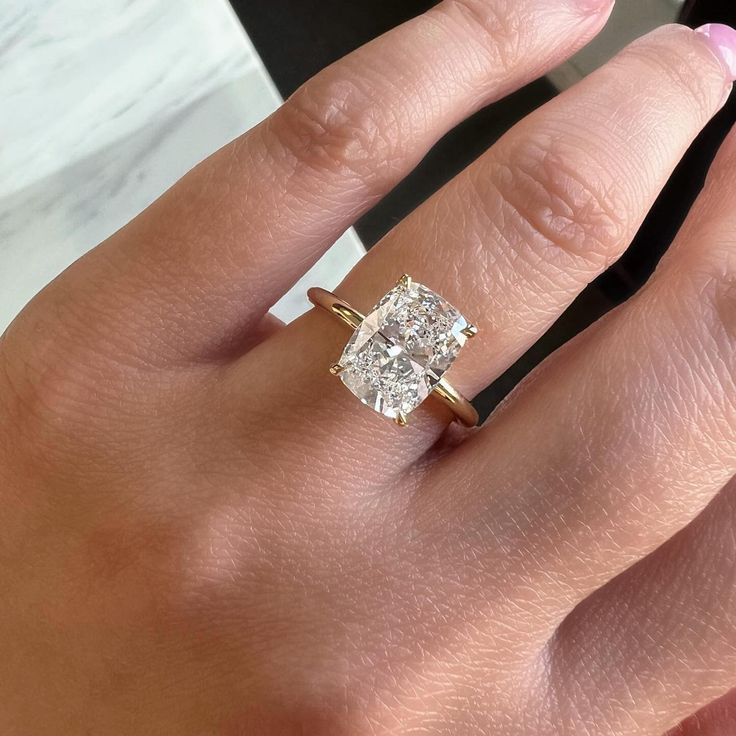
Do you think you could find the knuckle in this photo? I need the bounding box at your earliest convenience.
[270,73,403,190]
[81,516,186,606]
[485,133,631,274]
[1,334,96,448]
[0,313,72,421]
[628,24,726,118]
[0,301,142,453]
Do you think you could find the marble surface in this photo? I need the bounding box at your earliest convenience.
[0,0,365,332]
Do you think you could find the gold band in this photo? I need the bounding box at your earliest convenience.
[307,287,479,428]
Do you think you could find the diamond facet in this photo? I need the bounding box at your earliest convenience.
[338,280,471,420]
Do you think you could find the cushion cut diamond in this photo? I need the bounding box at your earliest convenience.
[338,279,471,420]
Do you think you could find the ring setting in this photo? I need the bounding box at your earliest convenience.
[308,275,478,427]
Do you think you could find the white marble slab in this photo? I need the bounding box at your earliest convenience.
[0,0,365,332]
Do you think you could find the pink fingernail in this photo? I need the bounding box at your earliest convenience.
[695,23,736,81]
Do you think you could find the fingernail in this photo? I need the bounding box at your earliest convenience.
[695,23,736,81]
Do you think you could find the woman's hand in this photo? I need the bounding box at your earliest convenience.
[2,1,736,733]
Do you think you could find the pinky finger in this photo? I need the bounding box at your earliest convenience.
[540,125,736,736]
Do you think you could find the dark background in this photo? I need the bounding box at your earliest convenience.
[234,0,736,418]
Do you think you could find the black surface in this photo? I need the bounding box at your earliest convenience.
[233,0,736,419]
[606,0,736,296]
[235,0,434,96]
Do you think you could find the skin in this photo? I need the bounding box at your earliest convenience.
[1,0,736,733]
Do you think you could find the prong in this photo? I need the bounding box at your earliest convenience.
[329,363,345,376]
[395,412,409,427]
[398,274,412,289]
[461,324,478,339]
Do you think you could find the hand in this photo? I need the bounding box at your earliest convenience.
[2,1,736,733]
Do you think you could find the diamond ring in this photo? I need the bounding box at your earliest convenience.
[308,275,479,427]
